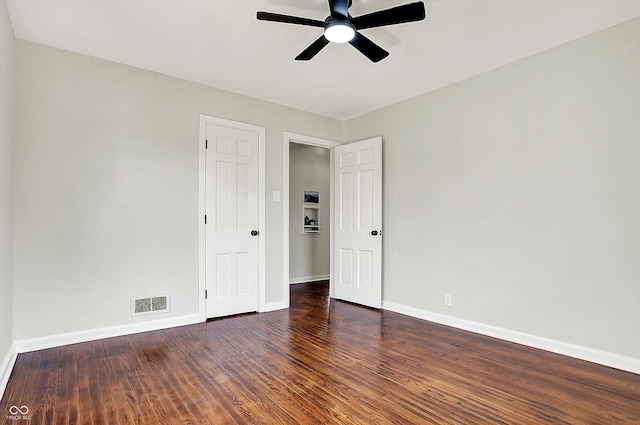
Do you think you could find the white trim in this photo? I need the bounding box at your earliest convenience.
[199,115,267,318]
[198,116,207,322]
[284,132,341,309]
[265,301,288,312]
[287,133,342,149]
[382,301,640,375]
[258,128,266,313]
[14,314,201,354]
[289,274,330,285]
[0,342,17,400]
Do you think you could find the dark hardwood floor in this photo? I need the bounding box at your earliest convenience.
[2,281,639,424]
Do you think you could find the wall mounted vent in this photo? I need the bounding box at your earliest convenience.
[131,295,170,317]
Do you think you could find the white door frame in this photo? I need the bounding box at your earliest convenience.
[198,115,266,321]
[283,132,341,308]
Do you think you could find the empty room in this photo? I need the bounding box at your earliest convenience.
[1,0,640,423]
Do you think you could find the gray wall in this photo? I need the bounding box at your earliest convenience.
[289,143,330,282]
[0,0,15,373]
[344,18,640,359]
[3,12,639,368]
[12,40,342,340]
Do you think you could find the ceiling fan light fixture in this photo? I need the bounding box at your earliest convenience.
[324,20,355,43]
[257,1,426,61]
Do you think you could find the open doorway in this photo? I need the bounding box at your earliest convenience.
[289,143,330,286]
[282,133,340,308]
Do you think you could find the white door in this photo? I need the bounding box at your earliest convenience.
[204,118,264,318]
[334,137,382,308]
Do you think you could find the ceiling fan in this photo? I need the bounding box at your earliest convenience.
[257,0,426,63]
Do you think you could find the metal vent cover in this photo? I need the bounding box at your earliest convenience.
[131,295,170,316]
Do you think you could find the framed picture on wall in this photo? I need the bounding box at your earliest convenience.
[304,190,319,203]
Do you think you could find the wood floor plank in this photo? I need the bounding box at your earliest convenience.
[2,280,639,424]
[27,347,48,423]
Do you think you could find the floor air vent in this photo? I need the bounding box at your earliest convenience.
[131,295,170,316]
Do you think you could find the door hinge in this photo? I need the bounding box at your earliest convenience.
[204,215,207,224]
[205,139,208,149]
[205,290,208,299]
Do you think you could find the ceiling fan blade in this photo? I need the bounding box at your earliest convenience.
[295,36,331,61]
[328,0,350,19]
[349,32,389,63]
[352,1,426,30]
[257,11,325,27]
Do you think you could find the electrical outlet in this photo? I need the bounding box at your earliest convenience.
[444,293,452,307]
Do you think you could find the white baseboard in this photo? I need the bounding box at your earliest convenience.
[265,301,288,312]
[382,301,640,375]
[289,274,329,285]
[0,342,17,401]
[14,314,202,354]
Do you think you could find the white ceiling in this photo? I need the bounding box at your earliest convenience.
[6,0,640,120]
